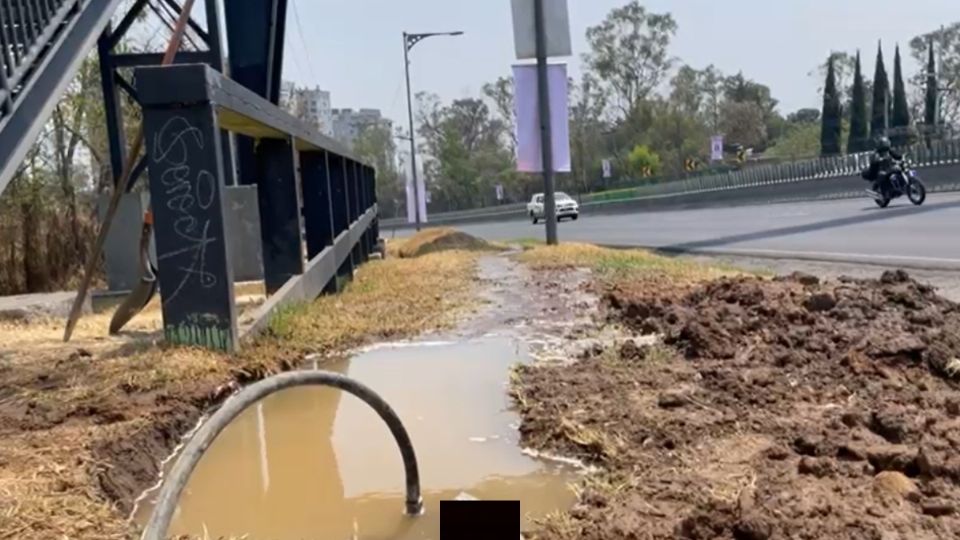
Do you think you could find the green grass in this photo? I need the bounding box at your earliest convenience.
[516,243,747,281]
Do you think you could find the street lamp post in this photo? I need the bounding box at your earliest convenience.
[403,30,463,231]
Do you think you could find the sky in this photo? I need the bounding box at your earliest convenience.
[278,0,956,127]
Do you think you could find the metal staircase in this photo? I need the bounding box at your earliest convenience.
[0,0,124,196]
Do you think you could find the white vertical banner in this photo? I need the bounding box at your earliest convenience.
[405,172,428,224]
[405,174,415,224]
[710,135,724,161]
[513,63,571,173]
[418,175,427,223]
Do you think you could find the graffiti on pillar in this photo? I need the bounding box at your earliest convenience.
[144,106,236,352]
[152,115,220,304]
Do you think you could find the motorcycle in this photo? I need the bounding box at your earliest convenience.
[866,159,927,208]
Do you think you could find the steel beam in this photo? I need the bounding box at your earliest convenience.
[97,25,126,183]
[109,50,211,67]
[255,137,304,295]
[140,99,238,352]
[301,150,337,294]
[224,0,288,185]
[326,153,353,283]
[301,152,335,253]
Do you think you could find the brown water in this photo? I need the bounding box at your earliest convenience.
[135,336,577,539]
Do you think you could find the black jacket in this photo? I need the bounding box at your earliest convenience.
[863,149,903,181]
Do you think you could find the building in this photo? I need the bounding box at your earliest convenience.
[331,108,392,148]
[279,81,333,137]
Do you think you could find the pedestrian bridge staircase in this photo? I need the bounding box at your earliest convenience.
[0,0,123,196]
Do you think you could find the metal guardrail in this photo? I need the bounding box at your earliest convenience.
[0,0,123,195]
[383,139,960,228]
[136,64,379,352]
[610,139,960,201]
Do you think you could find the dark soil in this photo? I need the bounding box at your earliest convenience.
[516,271,960,540]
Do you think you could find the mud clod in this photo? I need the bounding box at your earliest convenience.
[922,499,957,517]
[798,456,836,477]
[733,515,773,540]
[657,391,689,409]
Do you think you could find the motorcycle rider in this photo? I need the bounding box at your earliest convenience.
[863,136,903,197]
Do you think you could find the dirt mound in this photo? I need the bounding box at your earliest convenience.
[519,270,960,539]
[612,270,960,379]
[397,228,499,258]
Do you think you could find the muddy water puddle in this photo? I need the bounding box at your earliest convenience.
[135,335,577,539]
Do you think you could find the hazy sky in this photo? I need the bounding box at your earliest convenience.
[279,0,955,126]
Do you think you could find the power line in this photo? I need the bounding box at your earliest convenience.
[289,0,319,85]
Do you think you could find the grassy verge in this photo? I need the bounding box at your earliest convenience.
[0,249,480,539]
[516,242,743,282]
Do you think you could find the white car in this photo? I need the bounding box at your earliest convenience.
[527,192,579,224]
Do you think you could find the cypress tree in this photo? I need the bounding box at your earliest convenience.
[891,45,911,146]
[821,56,843,156]
[925,38,938,128]
[870,42,889,141]
[848,51,869,153]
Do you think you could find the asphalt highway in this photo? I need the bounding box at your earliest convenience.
[391,192,960,270]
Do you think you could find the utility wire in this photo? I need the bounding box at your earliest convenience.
[290,0,319,85]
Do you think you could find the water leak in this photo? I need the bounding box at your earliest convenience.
[135,335,577,539]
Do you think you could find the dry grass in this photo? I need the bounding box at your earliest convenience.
[264,250,479,351]
[516,242,742,282]
[0,250,480,540]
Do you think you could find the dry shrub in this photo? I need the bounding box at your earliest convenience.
[0,196,100,295]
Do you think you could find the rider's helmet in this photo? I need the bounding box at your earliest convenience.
[876,136,892,153]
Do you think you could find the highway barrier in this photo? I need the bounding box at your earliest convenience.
[383,140,960,229]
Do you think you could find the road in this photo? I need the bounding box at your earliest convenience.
[391,193,960,270]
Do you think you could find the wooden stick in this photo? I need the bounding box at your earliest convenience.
[63,0,197,342]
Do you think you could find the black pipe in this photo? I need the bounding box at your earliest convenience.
[141,370,422,540]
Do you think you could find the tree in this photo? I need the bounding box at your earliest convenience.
[722,72,781,147]
[820,57,843,156]
[787,108,821,124]
[669,64,724,132]
[481,76,517,151]
[584,1,677,116]
[416,94,518,211]
[767,123,820,160]
[812,51,873,113]
[720,100,767,150]
[848,51,870,152]
[891,45,911,146]
[909,23,959,130]
[925,38,938,128]
[353,122,403,219]
[626,144,661,177]
[649,101,709,175]
[569,73,609,193]
[871,42,890,139]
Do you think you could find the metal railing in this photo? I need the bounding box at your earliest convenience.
[136,64,379,352]
[0,0,123,196]
[613,138,960,200]
[0,0,77,112]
